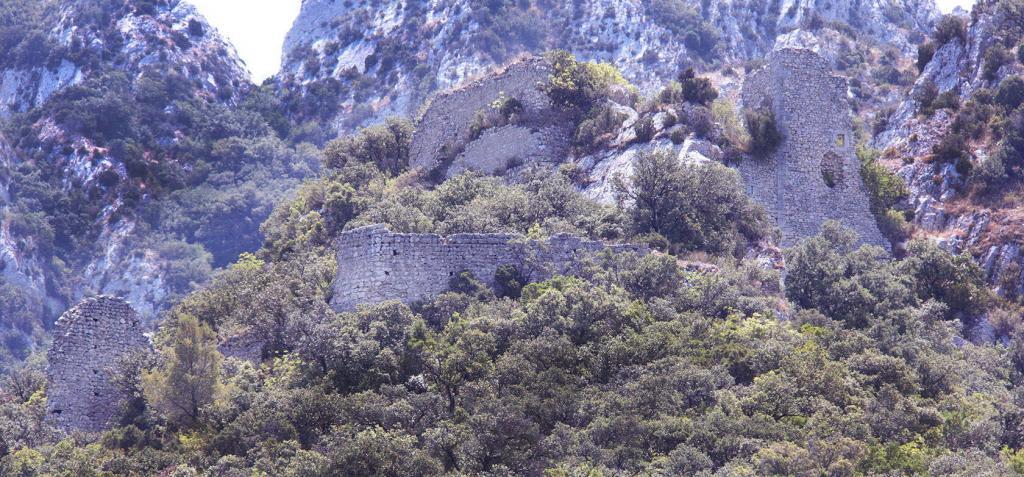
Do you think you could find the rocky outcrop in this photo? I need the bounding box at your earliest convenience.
[45,296,148,432]
[331,224,646,311]
[738,48,886,248]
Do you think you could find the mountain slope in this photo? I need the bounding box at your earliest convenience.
[0,0,314,364]
[275,0,940,131]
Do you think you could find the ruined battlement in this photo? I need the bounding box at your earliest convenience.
[409,56,571,178]
[330,225,645,311]
[737,48,887,248]
[45,296,148,432]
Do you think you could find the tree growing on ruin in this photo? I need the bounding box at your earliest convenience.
[744,106,783,157]
[143,314,224,428]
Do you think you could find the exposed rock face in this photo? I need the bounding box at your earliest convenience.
[278,0,938,131]
[409,57,570,177]
[0,0,247,118]
[0,134,60,331]
[0,0,255,334]
[872,1,1024,295]
[738,48,886,248]
[331,224,646,311]
[45,296,148,432]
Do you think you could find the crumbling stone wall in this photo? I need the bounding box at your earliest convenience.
[409,56,571,178]
[331,225,645,311]
[737,48,887,248]
[46,296,148,432]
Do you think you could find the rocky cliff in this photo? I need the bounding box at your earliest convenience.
[874,0,1024,296]
[276,0,939,131]
[0,0,305,365]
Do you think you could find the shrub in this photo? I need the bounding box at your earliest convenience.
[932,91,961,111]
[916,81,939,116]
[983,46,1014,80]
[543,50,629,117]
[683,105,716,138]
[917,41,936,72]
[970,151,1008,194]
[493,264,524,299]
[678,68,719,106]
[1018,44,1024,64]
[323,117,413,174]
[712,98,750,149]
[996,75,1024,109]
[645,1,720,58]
[953,98,995,139]
[744,106,782,157]
[859,147,910,243]
[633,116,656,143]
[613,149,770,255]
[933,14,966,45]
[188,19,204,37]
[932,133,968,162]
[573,103,629,150]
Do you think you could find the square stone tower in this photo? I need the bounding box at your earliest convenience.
[738,48,887,249]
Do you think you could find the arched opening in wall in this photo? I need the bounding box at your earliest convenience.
[821,151,844,189]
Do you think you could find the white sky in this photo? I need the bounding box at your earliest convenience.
[188,0,975,83]
[937,0,976,12]
[185,0,302,83]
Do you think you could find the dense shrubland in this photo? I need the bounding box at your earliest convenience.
[2,209,1020,474]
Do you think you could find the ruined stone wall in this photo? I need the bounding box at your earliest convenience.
[46,296,148,432]
[409,57,570,178]
[331,225,645,311]
[737,48,887,248]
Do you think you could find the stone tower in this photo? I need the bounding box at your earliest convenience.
[737,48,886,248]
[46,296,148,432]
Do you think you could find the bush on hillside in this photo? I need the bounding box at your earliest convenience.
[933,14,966,45]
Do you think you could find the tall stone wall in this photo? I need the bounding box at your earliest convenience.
[737,48,887,248]
[46,296,148,432]
[331,225,645,311]
[409,57,570,178]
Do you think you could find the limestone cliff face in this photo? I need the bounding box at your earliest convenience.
[0,0,253,347]
[0,0,247,119]
[874,0,1024,294]
[276,0,938,131]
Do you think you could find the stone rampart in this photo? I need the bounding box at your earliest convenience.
[737,48,887,248]
[45,296,148,432]
[409,56,570,178]
[330,225,645,310]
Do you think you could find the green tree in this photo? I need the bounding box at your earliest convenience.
[143,314,224,428]
[614,149,769,255]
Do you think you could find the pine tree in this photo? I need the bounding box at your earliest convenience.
[143,314,223,428]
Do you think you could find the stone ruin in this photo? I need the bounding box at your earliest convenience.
[409,56,571,179]
[46,296,148,432]
[330,225,646,311]
[737,48,887,248]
